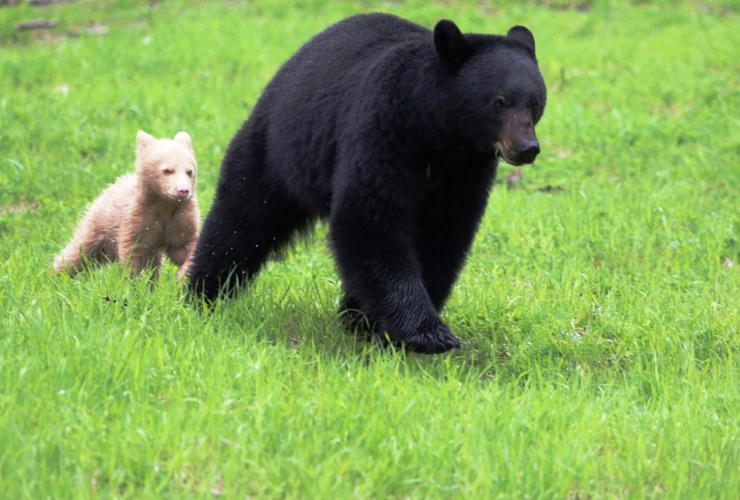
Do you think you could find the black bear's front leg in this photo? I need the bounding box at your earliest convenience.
[330,158,460,354]
[418,162,497,310]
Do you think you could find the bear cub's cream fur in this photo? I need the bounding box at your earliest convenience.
[54,130,200,279]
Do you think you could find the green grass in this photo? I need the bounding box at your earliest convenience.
[1,0,739,498]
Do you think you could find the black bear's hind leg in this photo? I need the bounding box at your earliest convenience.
[189,148,313,301]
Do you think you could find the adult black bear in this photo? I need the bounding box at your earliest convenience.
[190,14,546,354]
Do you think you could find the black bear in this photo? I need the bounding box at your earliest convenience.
[189,14,547,354]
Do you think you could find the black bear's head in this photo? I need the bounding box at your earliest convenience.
[433,20,547,166]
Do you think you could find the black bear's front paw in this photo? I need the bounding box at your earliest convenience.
[402,322,460,354]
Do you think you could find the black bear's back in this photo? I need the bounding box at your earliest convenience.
[255,14,430,215]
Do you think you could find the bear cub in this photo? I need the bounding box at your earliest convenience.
[189,14,547,354]
[54,131,200,279]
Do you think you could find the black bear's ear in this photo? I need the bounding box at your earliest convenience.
[434,20,471,66]
[507,26,536,56]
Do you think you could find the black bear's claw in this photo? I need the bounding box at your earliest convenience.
[402,323,460,354]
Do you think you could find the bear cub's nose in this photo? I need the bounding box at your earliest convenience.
[518,140,540,164]
[177,187,191,198]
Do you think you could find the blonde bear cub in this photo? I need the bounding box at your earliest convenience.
[54,130,200,279]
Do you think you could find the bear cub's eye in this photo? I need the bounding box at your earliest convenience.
[186,170,193,177]
[162,168,173,175]
[493,97,507,109]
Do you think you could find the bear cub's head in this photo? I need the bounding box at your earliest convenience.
[135,130,197,202]
[434,20,546,166]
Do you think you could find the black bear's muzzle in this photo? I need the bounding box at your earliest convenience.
[515,140,540,164]
[494,139,540,166]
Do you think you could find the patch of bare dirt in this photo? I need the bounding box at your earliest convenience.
[0,199,40,217]
[16,19,58,31]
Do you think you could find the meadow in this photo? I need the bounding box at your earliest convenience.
[1,0,739,498]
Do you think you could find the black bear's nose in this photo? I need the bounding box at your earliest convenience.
[518,140,540,164]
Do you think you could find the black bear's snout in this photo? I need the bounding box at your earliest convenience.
[518,140,540,164]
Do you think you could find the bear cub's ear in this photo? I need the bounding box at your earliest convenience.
[136,130,157,152]
[434,20,471,66]
[507,26,536,57]
[174,131,194,153]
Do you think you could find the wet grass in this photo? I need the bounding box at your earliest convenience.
[1,0,739,498]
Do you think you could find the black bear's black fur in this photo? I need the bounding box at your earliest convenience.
[189,14,547,354]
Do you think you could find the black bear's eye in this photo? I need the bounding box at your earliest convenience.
[493,97,507,109]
